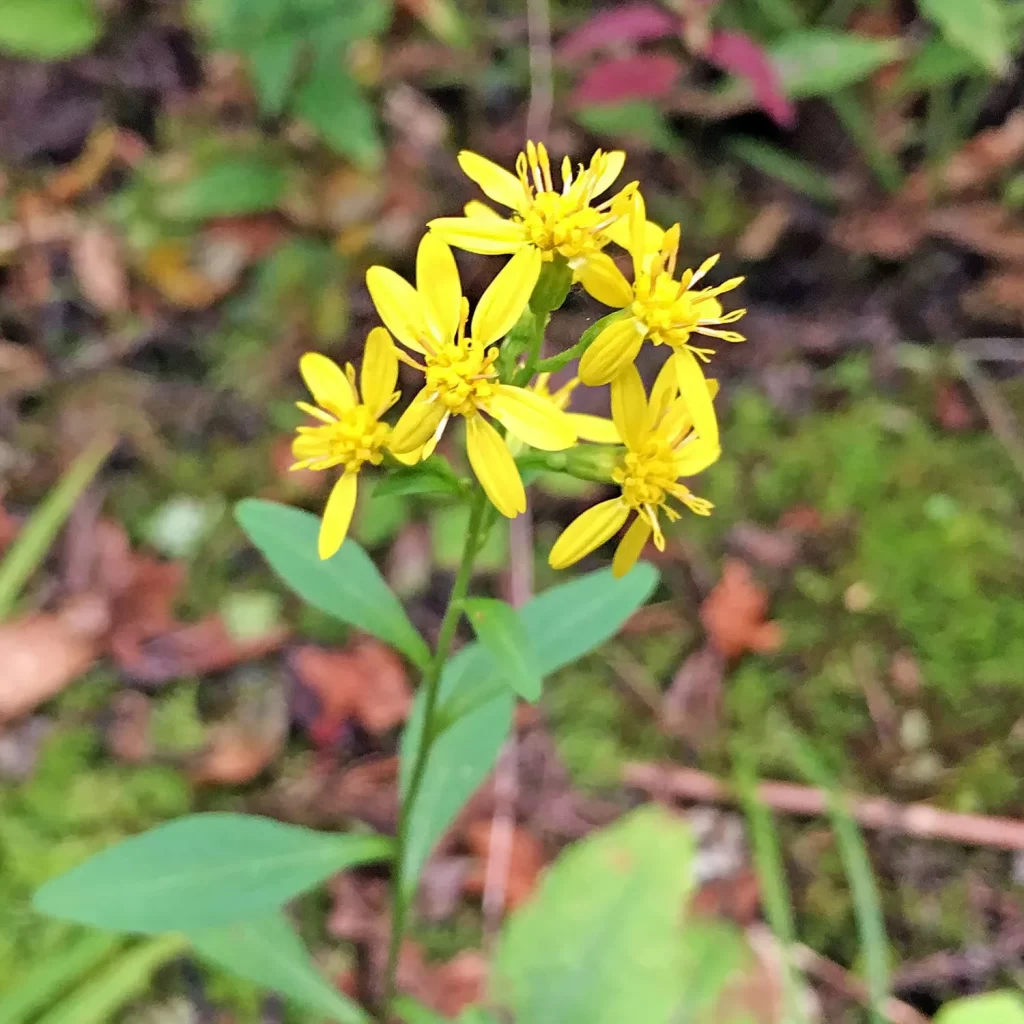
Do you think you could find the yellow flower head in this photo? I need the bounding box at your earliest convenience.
[548,361,720,578]
[527,373,620,445]
[576,193,745,445]
[365,234,577,517]
[291,329,400,560]
[428,141,637,271]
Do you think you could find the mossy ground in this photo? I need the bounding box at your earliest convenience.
[5,353,1023,1015]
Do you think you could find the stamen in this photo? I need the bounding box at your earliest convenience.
[561,155,573,194]
[537,142,553,192]
[690,253,720,286]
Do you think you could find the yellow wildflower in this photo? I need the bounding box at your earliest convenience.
[291,328,400,560]
[427,141,638,275]
[529,373,620,445]
[549,362,720,578]
[576,193,745,447]
[365,234,576,517]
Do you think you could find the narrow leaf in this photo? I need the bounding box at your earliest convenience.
[295,59,382,170]
[769,30,902,99]
[557,3,677,60]
[0,436,113,620]
[159,155,288,221]
[494,806,697,1024]
[727,136,838,203]
[249,34,301,116]
[374,462,470,501]
[575,101,685,157]
[464,597,542,702]
[34,813,392,933]
[235,500,430,668]
[191,912,370,1024]
[571,53,681,107]
[918,0,1009,76]
[33,936,187,1024]
[936,992,1024,1024]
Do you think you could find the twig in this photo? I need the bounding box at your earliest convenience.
[623,763,1024,851]
[791,939,931,1024]
[954,345,1024,484]
[525,0,553,141]
[891,931,1024,992]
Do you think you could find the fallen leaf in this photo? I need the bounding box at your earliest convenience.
[661,644,726,744]
[139,240,224,309]
[735,201,793,261]
[0,595,110,722]
[106,691,152,763]
[72,223,130,313]
[933,380,977,431]
[727,522,800,570]
[831,200,924,258]
[571,53,682,107]
[0,341,49,398]
[777,505,822,533]
[420,950,487,1016]
[691,866,761,926]
[960,267,1024,326]
[927,202,1024,260]
[291,640,412,744]
[700,558,782,660]
[903,110,1024,203]
[328,757,400,833]
[46,124,119,201]
[463,818,545,911]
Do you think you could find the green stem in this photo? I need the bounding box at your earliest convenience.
[831,91,903,194]
[383,487,489,1018]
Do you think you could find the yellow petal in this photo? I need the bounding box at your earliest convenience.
[360,327,398,416]
[465,200,504,220]
[659,377,719,440]
[457,150,527,210]
[578,316,646,386]
[610,364,647,450]
[390,388,448,452]
[465,414,526,517]
[548,498,629,570]
[628,191,648,280]
[569,412,621,444]
[390,445,424,465]
[471,246,542,345]
[648,356,679,430]
[487,384,576,451]
[590,150,626,197]
[604,211,665,253]
[416,233,462,345]
[574,252,633,308]
[318,472,358,560]
[300,352,354,416]
[428,216,528,255]
[612,515,652,578]
[673,349,719,449]
[674,434,721,476]
[365,266,429,353]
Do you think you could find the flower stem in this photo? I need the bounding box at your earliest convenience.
[383,487,490,1018]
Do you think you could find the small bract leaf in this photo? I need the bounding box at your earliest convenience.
[191,912,371,1023]
[235,500,430,669]
[33,813,392,933]
[464,597,542,702]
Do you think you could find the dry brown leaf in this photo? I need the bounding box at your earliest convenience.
[903,110,1024,203]
[46,125,119,202]
[831,200,924,258]
[691,866,761,926]
[927,202,1024,261]
[960,268,1024,326]
[291,640,412,743]
[661,644,726,744]
[463,818,545,911]
[735,201,792,262]
[777,505,823,533]
[72,224,129,313]
[0,340,49,398]
[700,558,782,660]
[140,240,224,309]
[328,757,399,833]
[106,691,152,763]
[933,380,977,432]
[0,595,109,722]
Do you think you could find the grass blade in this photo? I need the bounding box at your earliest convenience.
[0,436,114,620]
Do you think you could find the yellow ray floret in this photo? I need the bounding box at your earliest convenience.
[290,329,401,560]
[576,193,745,447]
[428,141,638,275]
[548,361,720,577]
[365,234,577,517]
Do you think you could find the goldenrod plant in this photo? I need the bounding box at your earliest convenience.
[32,144,747,1022]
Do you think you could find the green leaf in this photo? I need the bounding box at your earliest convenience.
[34,813,391,934]
[0,436,113,620]
[248,34,301,116]
[191,913,371,1023]
[769,30,902,98]
[0,0,101,58]
[235,500,430,669]
[464,598,542,702]
[726,136,838,204]
[295,58,383,170]
[0,932,121,1024]
[33,936,187,1024]
[399,564,659,897]
[574,101,685,158]
[494,806,697,1024]
[936,992,1024,1024]
[918,0,1009,76]
[374,461,470,501]
[159,156,288,221]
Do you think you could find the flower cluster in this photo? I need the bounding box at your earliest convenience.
[291,142,745,574]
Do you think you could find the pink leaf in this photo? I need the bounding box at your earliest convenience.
[705,30,796,128]
[558,3,679,61]
[571,53,682,107]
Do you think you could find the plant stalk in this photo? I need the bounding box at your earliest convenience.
[383,487,490,1018]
